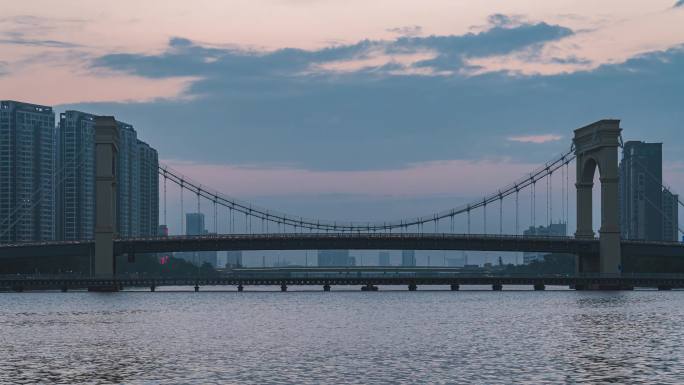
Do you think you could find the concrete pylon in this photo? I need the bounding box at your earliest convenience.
[573,120,622,274]
[94,116,119,276]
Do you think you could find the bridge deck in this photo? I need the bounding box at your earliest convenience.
[1,233,683,259]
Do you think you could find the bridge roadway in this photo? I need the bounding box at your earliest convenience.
[1,233,684,259]
[2,268,684,291]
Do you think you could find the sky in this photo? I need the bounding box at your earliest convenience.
[2,0,684,246]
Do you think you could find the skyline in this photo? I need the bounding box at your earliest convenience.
[2,1,684,228]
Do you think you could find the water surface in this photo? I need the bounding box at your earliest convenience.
[1,287,683,384]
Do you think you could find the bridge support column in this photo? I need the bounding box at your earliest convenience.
[658,286,672,291]
[533,283,545,291]
[60,286,68,293]
[492,283,503,291]
[281,284,287,292]
[150,285,156,292]
[361,284,378,291]
[194,284,200,292]
[408,283,417,291]
[94,117,119,277]
[237,284,244,292]
[323,284,331,292]
[573,120,623,275]
[450,284,460,291]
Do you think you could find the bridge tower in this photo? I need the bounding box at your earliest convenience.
[94,116,119,276]
[573,119,622,274]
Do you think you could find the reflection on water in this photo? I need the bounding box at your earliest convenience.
[1,289,683,384]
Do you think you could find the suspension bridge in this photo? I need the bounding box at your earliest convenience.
[2,118,684,291]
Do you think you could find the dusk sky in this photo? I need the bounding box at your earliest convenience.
[3,0,684,235]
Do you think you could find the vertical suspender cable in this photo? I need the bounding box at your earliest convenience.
[180,181,184,235]
[163,173,167,226]
[499,196,503,235]
[515,189,519,235]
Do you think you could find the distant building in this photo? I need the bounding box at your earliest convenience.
[157,225,169,237]
[176,213,217,266]
[186,213,205,236]
[318,250,354,266]
[401,250,416,267]
[378,251,390,266]
[523,222,567,264]
[0,101,55,243]
[446,256,466,267]
[662,189,679,242]
[225,251,243,268]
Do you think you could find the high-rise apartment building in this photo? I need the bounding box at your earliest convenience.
[619,141,678,241]
[56,111,159,240]
[138,140,159,237]
[0,101,55,243]
[56,111,96,241]
[619,141,663,240]
[117,122,139,238]
[662,189,679,242]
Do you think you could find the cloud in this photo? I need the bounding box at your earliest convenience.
[386,25,423,37]
[675,0,684,8]
[508,134,563,144]
[67,24,684,173]
[0,15,85,48]
[92,17,573,79]
[0,35,80,48]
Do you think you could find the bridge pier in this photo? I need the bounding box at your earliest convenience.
[61,286,68,293]
[94,117,119,277]
[194,284,200,292]
[658,286,672,291]
[450,284,460,291]
[492,283,503,291]
[408,283,418,291]
[574,120,623,275]
[323,284,331,292]
[361,284,378,291]
[533,283,545,291]
[150,285,156,292]
[237,284,244,292]
[281,284,288,292]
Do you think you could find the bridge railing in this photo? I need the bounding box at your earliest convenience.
[117,232,586,242]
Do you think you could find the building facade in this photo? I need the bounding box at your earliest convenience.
[0,101,55,243]
[138,140,159,237]
[619,141,663,241]
[55,111,159,240]
[619,141,679,241]
[56,111,96,241]
[662,189,679,242]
